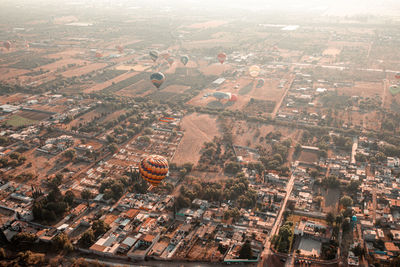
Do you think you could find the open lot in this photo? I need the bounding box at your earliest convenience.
[172,113,221,164]
[5,115,38,127]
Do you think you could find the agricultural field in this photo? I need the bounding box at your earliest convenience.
[83,71,139,93]
[0,68,30,81]
[17,110,53,121]
[336,81,383,98]
[61,62,108,78]
[5,115,38,127]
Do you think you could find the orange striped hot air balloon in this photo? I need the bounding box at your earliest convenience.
[139,155,169,187]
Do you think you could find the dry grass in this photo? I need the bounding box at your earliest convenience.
[172,113,221,164]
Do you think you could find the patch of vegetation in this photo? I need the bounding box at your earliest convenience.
[5,115,38,127]
[9,56,56,69]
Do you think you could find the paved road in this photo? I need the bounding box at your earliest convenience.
[259,168,297,267]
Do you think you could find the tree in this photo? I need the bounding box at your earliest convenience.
[63,149,76,160]
[78,230,95,248]
[92,220,110,238]
[64,190,75,206]
[326,212,335,226]
[0,248,5,259]
[340,196,353,209]
[107,143,118,154]
[224,161,241,175]
[239,240,253,259]
[81,189,92,200]
[52,233,73,252]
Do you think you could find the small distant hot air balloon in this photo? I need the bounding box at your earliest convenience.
[256,78,265,88]
[25,41,30,49]
[212,92,232,101]
[116,45,123,54]
[160,51,170,60]
[95,52,103,58]
[229,94,238,102]
[167,57,174,66]
[217,52,226,64]
[395,72,400,80]
[3,41,11,51]
[180,55,189,66]
[150,72,166,89]
[249,65,260,78]
[149,50,159,62]
[139,155,169,187]
[389,85,400,96]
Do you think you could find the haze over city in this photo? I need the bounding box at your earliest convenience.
[0,0,400,266]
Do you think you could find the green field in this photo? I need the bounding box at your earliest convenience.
[5,115,38,127]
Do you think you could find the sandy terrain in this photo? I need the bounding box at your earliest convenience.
[172,113,221,164]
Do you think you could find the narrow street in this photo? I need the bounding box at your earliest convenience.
[259,167,297,267]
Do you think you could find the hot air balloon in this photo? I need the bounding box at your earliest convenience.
[167,57,174,66]
[25,41,30,49]
[116,45,123,54]
[139,155,169,187]
[212,92,232,100]
[160,51,170,60]
[180,55,189,66]
[229,94,238,102]
[395,72,400,80]
[249,65,260,78]
[95,52,103,58]
[217,52,226,64]
[149,50,159,62]
[150,72,166,89]
[3,41,11,51]
[256,78,265,88]
[389,85,400,96]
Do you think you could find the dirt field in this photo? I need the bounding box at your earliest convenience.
[116,79,154,98]
[83,71,138,93]
[17,110,52,121]
[67,109,101,130]
[186,20,227,29]
[172,113,221,164]
[298,150,319,164]
[45,49,84,59]
[0,68,30,80]
[34,58,89,72]
[162,85,190,93]
[61,63,108,78]
[232,121,302,148]
[115,65,149,72]
[5,115,38,127]
[199,62,231,76]
[0,93,28,104]
[187,77,283,115]
[322,48,341,56]
[336,81,383,98]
